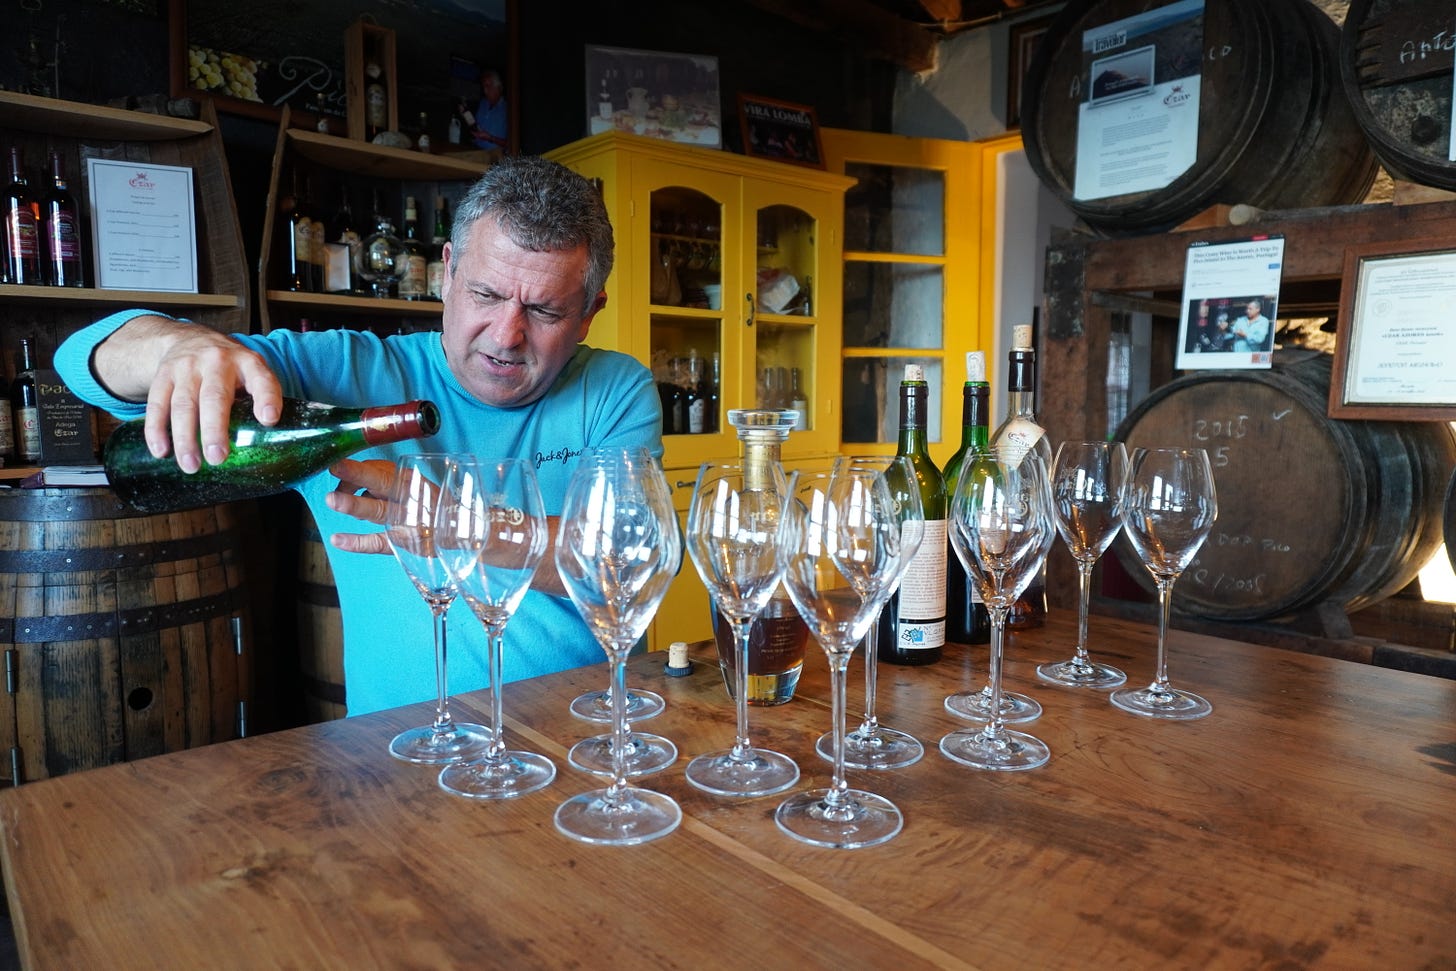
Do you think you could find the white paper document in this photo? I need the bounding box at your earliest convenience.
[1175,235,1286,371]
[86,158,199,292]
[1345,249,1456,406]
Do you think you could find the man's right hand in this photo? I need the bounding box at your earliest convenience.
[92,315,284,473]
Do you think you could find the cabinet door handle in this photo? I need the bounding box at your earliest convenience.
[745,292,755,327]
[674,480,695,490]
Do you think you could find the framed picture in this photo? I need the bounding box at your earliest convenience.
[1328,238,1456,420]
[170,0,515,152]
[1007,14,1055,130]
[585,45,722,147]
[737,95,823,168]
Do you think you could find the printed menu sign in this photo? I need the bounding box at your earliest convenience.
[85,158,199,292]
[35,369,95,464]
[1073,0,1204,201]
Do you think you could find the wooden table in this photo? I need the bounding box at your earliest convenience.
[3,611,1453,969]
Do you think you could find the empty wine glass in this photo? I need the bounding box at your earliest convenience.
[776,466,906,849]
[684,459,800,797]
[567,685,665,723]
[941,446,1057,771]
[385,453,491,764]
[436,457,556,799]
[1036,440,1129,689]
[1110,447,1218,719]
[814,455,926,770]
[554,447,683,845]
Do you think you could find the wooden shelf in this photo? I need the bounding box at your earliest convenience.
[0,90,211,141]
[285,129,490,181]
[0,285,241,310]
[264,290,443,316]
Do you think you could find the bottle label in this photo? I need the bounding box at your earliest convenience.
[17,406,41,461]
[6,210,39,259]
[895,518,947,650]
[48,211,81,261]
[994,418,1045,463]
[426,260,444,298]
[0,407,14,455]
[399,254,427,297]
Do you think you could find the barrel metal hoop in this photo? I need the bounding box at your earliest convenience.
[0,590,242,643]
[0,491,138,522]
[297,580,341,609]
[0,530,240,573]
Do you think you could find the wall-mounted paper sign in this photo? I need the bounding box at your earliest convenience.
[1175,235,1285,371]
[85,158,199,293]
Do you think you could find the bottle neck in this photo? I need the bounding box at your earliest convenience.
[897,382,930,456]
[960,383,989,450]
[17,342,34,372]
[1007,350,1037,420]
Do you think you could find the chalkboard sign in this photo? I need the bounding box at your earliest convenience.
[171,0,511,139]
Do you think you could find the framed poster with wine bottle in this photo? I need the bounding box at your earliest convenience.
[169,0,515,151]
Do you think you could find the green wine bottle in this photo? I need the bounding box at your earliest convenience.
[877,363,947,666]
[943,351,991,645]
[104,397,441,513]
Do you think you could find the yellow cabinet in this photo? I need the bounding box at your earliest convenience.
[547,131,854,648]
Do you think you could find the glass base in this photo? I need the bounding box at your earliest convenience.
[388,722,491,765]
[939,726,1050,771]
[568,732,677,778]
[774,788,903,849]
[438,751,556,799]
[569,688,665,724]
[943,688,1042,724]
[1036,657,1127,689]
[554,787,681,845]
[815,726,923,770]
[684,748,800,797]
[1110,685,1212,720]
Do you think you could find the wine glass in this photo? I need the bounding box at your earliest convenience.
[683,460,800,797]
[1110,447,1218,719]
[813,455,926,770]
[436,457,556,799]
[776,466,906,849]
[1036,441,1129,689]
[941,446,1057,771]
[553,447,683,845]
[567,684,665,723]
[384,453,491,764]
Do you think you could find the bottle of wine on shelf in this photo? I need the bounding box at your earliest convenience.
[943,350,991,645]
[11,337,40,464]
[104,397,442,514]
[4,147,42,286]
[878,363,947,665]
[397,196,428,300]
[43,153,85,287]
[281,169,312,292]
[329,185,361,295]
[364,56,388,141]
[990,321,1051,629]
[301,174,325,293]
[0,363,14,466]
[425,195,448,300]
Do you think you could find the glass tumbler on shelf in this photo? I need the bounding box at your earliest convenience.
[1110,447,1218,720]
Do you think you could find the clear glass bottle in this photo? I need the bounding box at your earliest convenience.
[990,322,1051,629]
[397,196,428,300]
[943,350,992,645]
[425,195,448,300]
[878,363,947,665]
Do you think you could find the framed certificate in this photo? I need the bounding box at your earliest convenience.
[86,158,199,293]
[1329,239,1456,420]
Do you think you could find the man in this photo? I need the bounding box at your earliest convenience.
[1232,298,1271,353]
[469,68,508,151]
[55,156,661,715]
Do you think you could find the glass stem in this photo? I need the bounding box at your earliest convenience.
[429,596,454,733]
[1152,575,1176,693]
[825,651,852,809]
[1073,559,1094,665]
[729,616,754,761]
[857,614,881,737]
[606,651,631,805]
[985,605,1010,738]
[485,622,506,762]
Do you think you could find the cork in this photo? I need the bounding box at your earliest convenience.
[966,350,986,383]
[1012,324,1033,350]
[903,363,924,382]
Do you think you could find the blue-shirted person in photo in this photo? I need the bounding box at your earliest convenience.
[55,156,662,715]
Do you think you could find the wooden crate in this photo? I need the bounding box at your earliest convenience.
[344,19,397,141]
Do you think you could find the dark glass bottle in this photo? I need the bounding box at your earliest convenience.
[944,350,992,645]
[282,169,311,292]
[878,363,947,666]
[990,322,1051,629]
[43,153,85,287]
[425,195,448,299]
[330,185,361,294]
[0,363,13,465]
[104,397,441,514]
[4,147,42,286]
[11,337,40,464]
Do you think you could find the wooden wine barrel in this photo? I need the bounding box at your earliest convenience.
[1445,468,1456,575]
[296,506,347,722]
[1341,0,1456,191]
[1021,0,1377,235]
[0,489,252,784]
[1113,354,1456,621]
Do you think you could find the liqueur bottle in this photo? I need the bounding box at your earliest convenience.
[709,409,809,705]
[943,351,992,645]
[425,195,448,300]
[877,363,947,665]
[104,397,441,514]
[397,196,428,300]
[365,56,388,141]
[11,337,40,464]
[330,185,362,294]
[0,363,14,465]
[43,153,85,287]
[990,322,1051,629]
[4,147,42,286]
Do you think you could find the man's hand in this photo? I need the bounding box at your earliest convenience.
[326,458,396,555]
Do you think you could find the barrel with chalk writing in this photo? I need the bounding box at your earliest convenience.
[1113,352,1456,621]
